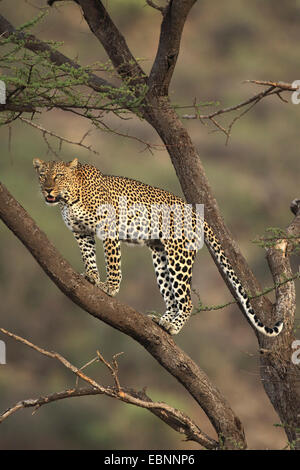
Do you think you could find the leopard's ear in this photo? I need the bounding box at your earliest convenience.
[68,158,78,169]
[33,158,45,171]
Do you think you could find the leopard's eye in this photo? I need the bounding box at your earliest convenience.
[54,173,64,180]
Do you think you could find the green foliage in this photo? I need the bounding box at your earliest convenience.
[0,13,148,126]
[192,272,300,314]
[253,227,300,255]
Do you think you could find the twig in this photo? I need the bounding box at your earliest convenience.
[95,118,157,154]
[182,80,298,140]
[193,272,300,314]
[180,81,298,140]
[225,97,260,145]
[146,0,166,14]
[244,80,298,91]
[75,355,100,388]
[19,117,101,156]
[43,131,59,158]
[182,85,276,120]
[0,327,108,392]
[96,350,124,394]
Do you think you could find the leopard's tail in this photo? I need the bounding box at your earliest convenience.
[203,222,283,337]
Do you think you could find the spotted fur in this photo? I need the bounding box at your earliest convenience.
[33,158,283,337]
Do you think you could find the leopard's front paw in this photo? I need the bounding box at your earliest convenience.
[148,314,179,335]
[81,272,101,286]
[97,281,119,297]
[81,273,119,297]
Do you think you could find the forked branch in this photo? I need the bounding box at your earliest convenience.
[148,0,197,95]
[182,81,297,142]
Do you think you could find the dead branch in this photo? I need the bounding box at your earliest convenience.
[181,85,275,121]
[245,80,298,91]
[182,85,277,141]
[181,81,299,141]
[182,81,296,121]
[19,117,101,156]
[0,327,217,448]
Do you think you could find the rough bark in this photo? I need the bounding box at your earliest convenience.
[261,204,300,449]
[148,0,197,95]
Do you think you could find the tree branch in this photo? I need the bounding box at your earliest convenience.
[0,385,216,448]
[0,327,217,448]
[74,0,147,87]
[181,81,297,141]
[19,117,101,156]
[0,13,117,94]
[148,0,197,96]
[0,181,246,449]
[0,103,35,113]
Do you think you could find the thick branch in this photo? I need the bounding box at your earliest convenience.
[148,0,197,96]
[0,181,246,449]
[0,103,35,113]
[74,0,146,87]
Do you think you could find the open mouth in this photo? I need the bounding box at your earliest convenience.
[45,195,59,204]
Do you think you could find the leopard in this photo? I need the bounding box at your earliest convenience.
[33,157,283,337]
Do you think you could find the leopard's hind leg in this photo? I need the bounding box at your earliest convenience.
[150,241,196,335]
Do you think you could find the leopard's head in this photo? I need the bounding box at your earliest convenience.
[33,158,80,205]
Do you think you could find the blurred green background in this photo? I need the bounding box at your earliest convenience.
[0,0,299,450]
